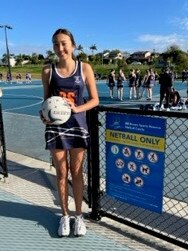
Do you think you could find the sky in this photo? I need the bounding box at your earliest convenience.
[1,0,188,58]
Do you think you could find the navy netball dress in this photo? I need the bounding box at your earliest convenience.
[45,61,89,150]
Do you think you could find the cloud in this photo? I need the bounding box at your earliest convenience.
[170,2,188,31]
[137,34,188,52]
[170,17,188,31]
[177,17,188,30]
[180,18,188,30]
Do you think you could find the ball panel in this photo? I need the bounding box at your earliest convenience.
[41,96,71,124]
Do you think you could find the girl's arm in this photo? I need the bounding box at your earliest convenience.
[40,65,51,123]
[41,65,51,100]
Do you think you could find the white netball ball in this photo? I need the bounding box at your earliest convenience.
[41,96,71,125]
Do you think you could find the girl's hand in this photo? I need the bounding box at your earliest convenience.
[64,98,78,113]
[39,110,52,124]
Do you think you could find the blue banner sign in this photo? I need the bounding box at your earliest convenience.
[106,113,166,213]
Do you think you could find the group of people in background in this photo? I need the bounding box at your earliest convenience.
[107,67,159,101]
[107,67,187,110]
[0,72,32,83]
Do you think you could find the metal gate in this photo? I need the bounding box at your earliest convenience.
[86,106,188,249]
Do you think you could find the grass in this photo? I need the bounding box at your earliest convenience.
[0,65,43,80]
[0,63,160,81]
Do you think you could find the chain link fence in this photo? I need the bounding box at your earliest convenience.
[87,106,188,249]
[3,106,188,249]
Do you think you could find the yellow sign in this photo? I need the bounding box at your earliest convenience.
[106,129,165,152]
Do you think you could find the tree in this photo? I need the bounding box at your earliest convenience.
[30,53,39,64]
[2,53,8,63]
[175,53,188,71]
[45,50,56,63]
[38,54,44,60]
[76,52,88,62]
[89,44,97,55]
[109,49,121,59]
[117,58,127,70]
[77,44,84,53]
[160,44,188,69]
[103,49,110,55]
[21,54,31,60]
[2,53,14,63]
[76,44,86,61]
[163,44,184,62]
[15,54,23,65]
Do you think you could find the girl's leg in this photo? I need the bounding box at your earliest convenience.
[136,87,140,99]
[148,87,152,99]
[129,87,132,99]
[69,148,85,215]
[69,148,87,236]
[133,86,137,98]
[117,88,120,99]
[165,87,171,108]
[51,149,69,215]
[160,90,165,107]
[110,87,114,98]
[120,88,123,100]
[140,87,145,98]
[146,88,149,99]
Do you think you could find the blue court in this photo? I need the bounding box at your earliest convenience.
[0,79,187,116]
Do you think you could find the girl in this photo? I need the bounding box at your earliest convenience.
[117,69,126,101]
[41,28,99,237]
[108,69,116,99]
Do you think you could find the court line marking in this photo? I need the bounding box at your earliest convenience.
[1,85,42,90]
[2,94,43,112]
[3,111,41,119]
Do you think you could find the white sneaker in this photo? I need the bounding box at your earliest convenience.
[159,104,164,111]
[58,215,70,237]
[166,108,170,111]
[74,215,87,236]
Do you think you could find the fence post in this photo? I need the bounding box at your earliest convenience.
[0,102,8,180]
[87,107,101,220]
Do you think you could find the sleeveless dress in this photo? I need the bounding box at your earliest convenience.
[117,74,124,88]
[108,74,115,88]
[128,73,136,87]
[45,61,89,150]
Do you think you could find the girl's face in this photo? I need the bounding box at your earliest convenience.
[53,33,75,59]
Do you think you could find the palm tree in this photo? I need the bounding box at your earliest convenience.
[15,54,23,65]
[2,53,14,63]
[89,44,97,55]
[77,44,84,53]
